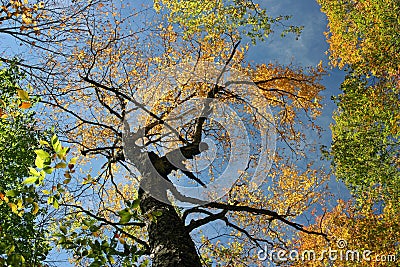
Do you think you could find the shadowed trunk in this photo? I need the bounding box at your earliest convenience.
[140,190,202,267]
[129,149,202,267]
[124,123,205,267]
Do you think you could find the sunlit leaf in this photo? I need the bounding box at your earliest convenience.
[23,176,38,184]
[17,89,30,101]
[5,190,18,197]
[19,101,31,109]
[34,149,50,160]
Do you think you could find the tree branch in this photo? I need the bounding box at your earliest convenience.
[200,202,328,239]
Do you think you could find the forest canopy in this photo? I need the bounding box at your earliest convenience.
[0,0,398,266]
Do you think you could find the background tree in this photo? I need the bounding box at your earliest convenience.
[292,198,399,267]
[318,0,400,78]
[331,76,399,210]
[317,0,400,209]
[0,64,49,266]
[293,1,400,266]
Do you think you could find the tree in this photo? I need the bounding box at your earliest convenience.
[3,0,331,266]
[317,0,400,78]
[0,0,44,38]
[294,1,400,266]
[317,0,400,209]
[0,64,49,266]
[292,198,399,267]
[331,76,399,210]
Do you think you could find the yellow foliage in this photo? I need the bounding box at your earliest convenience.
[293,199,400,266]
[319,0,400,77]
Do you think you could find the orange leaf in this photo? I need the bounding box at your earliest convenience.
[19,101,31,109]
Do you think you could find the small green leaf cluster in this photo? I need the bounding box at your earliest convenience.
[54,217,147,267]
[154,0,303,43]
[118,199,141,224]
[23,133,79,209]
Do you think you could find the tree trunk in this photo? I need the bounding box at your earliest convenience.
[140,191,202,267]
[123,131,203,266]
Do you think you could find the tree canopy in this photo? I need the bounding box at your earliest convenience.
[293,1,400,266]
[0,0,398,266]
[319,0,400,210]
[318,0,400,77]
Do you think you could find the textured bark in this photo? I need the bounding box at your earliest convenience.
[124,126,203,266]
[140,191,202,267]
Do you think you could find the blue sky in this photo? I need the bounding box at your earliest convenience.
[247,0,350,203]
[250,0,328,66]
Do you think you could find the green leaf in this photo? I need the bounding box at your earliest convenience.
[35,155,44,168]
[132,199,140,209]
[89,225,100,233]
[35,149,50,160]
[54,142,62,154]
[57,147,70,160]
[51,134,58,145]
[118,209,132,224]
[51,135,62,152]
[7,244,15,255]
[42,189,51,195]
[43,166,54,174]
[107,255,115,264]
[69,157,78,165]
[39,170,46,182]
[82,219,92,227]
[60,225,67,234]
[23,176,38,185]
[39,140,50,146]
[53,198,59,209]
[29,167,40,176]
[17,89,30,101]
[152,210,163,217]
[89,261,103,267]
[101,240,110,249]
[5,190,18,197]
